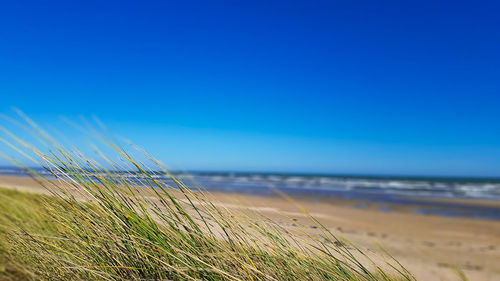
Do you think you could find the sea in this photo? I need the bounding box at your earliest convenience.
[1,167,500,220]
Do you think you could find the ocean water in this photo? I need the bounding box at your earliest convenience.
[1,167,500,220]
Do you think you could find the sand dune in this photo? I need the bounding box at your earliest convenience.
[1,175,499,281]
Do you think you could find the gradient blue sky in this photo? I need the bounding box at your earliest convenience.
[1,0,499,177]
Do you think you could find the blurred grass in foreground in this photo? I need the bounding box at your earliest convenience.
[0,112,416,280]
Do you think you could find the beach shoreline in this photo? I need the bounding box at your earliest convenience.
[1,175,499,280]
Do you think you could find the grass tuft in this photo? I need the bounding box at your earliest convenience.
[0,113,416,280]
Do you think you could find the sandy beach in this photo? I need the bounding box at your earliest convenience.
[1,175,499,281]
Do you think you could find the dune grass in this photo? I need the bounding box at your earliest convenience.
[0,114,416,281]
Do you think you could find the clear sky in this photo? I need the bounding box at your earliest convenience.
[1,0,499,177]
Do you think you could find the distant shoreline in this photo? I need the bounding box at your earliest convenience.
[1,166,500,182]
[1,170,500,220]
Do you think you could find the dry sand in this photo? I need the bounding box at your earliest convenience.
[0,175,499,281]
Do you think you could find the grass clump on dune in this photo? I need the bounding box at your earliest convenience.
[0,113,415,280]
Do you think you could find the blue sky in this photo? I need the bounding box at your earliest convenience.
[1,0,499,177]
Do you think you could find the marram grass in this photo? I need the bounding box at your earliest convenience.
[0,114,416,280]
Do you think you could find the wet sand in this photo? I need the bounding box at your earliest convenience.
[0,175,499,281]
